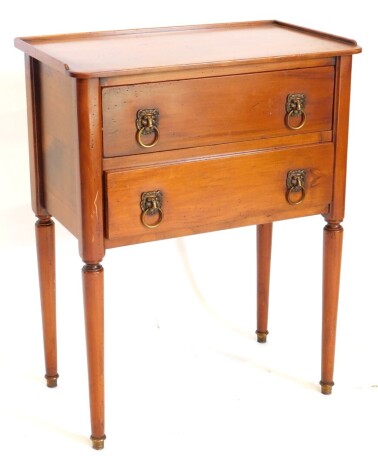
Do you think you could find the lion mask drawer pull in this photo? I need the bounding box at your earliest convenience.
[140,190,163,228]
[286,169,306,205]
[285,93,306,130]
[136,109,160,148]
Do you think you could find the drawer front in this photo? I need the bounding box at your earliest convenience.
[105,143,334,245]
[102,66,334,158]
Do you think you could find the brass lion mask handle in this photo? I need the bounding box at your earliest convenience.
[140,191,163,228]
[285,93,306,130]
[136,109,160,148]
[286,169,306,205]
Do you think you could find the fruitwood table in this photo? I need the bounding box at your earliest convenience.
[15,21,361,449]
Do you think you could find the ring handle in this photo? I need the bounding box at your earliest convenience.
[285,108,307,130]
[137,125,160,148]
[140,190,163,229]
[141,207,163,228]
[286,169,306,205]
[286,185,306,205]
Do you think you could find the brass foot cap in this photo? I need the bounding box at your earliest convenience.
[91,435,106,450]
[45,374,59,388]
[256,330,269,343]
[320,381,334,395]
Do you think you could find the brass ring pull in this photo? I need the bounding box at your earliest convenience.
[285,108,307,130]
[286,185,306,205]
[141,207,163,228]
[136,125,160,148]
[286,169,306,206]
[136,109,160,148]
[140,190,163,229]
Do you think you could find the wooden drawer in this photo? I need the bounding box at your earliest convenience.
[105,143,334,246]
[102,66,335,158]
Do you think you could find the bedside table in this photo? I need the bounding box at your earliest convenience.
[15,20,361,449]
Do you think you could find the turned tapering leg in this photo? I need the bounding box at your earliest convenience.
[256,223,273,343]
[82,263,105,450]
[35,217,58,388]
[320,222,343,395]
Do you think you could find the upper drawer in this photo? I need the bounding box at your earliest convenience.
[102,66,334,158]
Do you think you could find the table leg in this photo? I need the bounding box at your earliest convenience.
[36,216,58,388]
[82,263,105,450]
[256,223,273,343]
[320,222,343,395]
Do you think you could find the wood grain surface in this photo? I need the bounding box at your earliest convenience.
[15,21,361,78]
[103,67,335,157]
[105,143,334,245]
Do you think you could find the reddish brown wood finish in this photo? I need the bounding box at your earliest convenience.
[102,131,333,171]
[75,79,104,264]
[39,63,80,236]
[319,55,354,394]
[256,224,273,343]
[15,21,361,449]
[24,56,48,217]
[36,217,58,387]
[26,55,59,387]
[102,67,334,157]
[76,79,105,449]
[82,264,105,449]
[101,57,335,87]
[327,56,352,223]
[320,223,343,394]
[105,144,334,246]
[14,21,361,79]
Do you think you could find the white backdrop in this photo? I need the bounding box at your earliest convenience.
[0,1,376,469]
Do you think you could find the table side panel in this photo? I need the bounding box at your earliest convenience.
[326,55,352,222]
[39,63,80,236]
[24,56,49,217]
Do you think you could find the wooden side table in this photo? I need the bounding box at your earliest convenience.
[15,21,361,449]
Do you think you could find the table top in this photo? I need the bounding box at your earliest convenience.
[15,20,361,79]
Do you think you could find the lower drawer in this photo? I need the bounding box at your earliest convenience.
[105,143,334,246]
